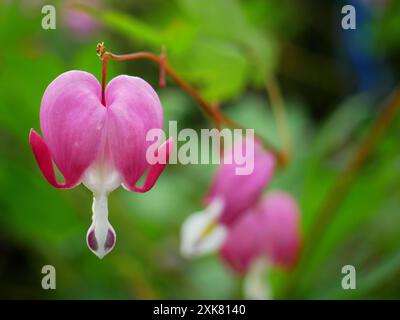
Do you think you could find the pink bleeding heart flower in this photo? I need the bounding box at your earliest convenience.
[29,70,173,258]
[180,137,275,257]
[220,191,301,272]
[219,191,301,299]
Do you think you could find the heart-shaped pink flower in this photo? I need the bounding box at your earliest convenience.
[29,70,173,258]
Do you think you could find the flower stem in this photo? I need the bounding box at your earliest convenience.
[96,43,286,166]
[101,58,108,106]
[265,78,292,162]
[102,51,221,120]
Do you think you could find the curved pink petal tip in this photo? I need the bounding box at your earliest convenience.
[29,129,77,189]
[125,138,174,193]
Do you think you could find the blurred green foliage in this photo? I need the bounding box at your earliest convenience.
[80,0,280,101]
[0,0,400,299]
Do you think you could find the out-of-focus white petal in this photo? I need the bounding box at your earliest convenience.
[243,258,271,300]
[180,198,226,257]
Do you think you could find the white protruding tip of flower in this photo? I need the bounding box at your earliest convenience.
[86,192,116,259]
[244,258,271,300]
[180,198,227,258]
[82,161,120,259]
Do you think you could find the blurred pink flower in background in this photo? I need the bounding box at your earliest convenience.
[180,136,301,299]
[257,191,301,269]
[180,137,276,257]
[205,139,276,226]
[30,70,173,258]
[62,0,102,38]
[220,191,301,299]
[219,211,262,274]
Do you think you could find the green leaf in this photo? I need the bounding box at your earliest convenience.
[179,39,248,101]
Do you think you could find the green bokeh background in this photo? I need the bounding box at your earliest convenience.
[1,0,400,299]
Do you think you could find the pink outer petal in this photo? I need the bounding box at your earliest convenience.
[29,129,76,188]
[39,70,105,187]
[106,75,164,190]
[205,138,276,227]
[219,210,262,274]
[257,191,302,268]
[127,138,174,193]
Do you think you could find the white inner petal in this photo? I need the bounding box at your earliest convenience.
[82,161,122,194]
[180,198,227,258]
[243,258,271,300]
